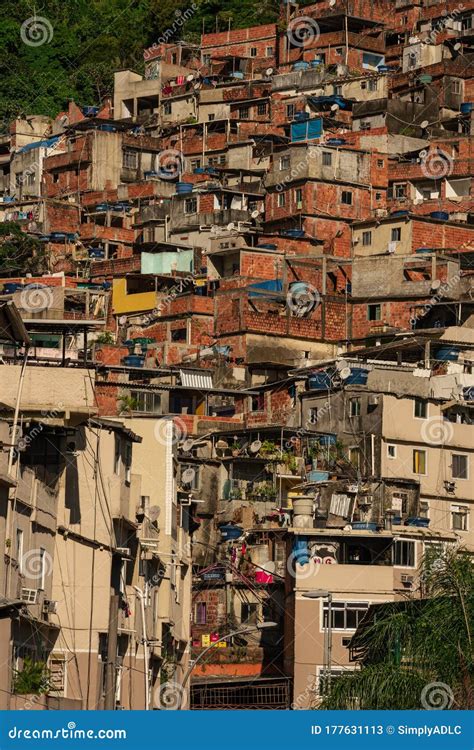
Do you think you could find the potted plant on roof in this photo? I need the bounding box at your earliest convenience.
[230,441,241,457]
[259,440,279,460]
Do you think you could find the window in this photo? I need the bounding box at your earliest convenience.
[451,505,468,531]
[360,121,371,131]
[195,602,207,625]
[377,159,384,168]
[278,193,286,207]
[250,393,265,412]
[419,500,430,519]
[368,79,378,92]
[190,158,201,170]
[295,188,303,207]
[341,191,352,205]
[49,656,66,694]
[323,601,369,631]
[219,154,226,165]
[208,113,215,121]
[335,48,343,56]
[333,84,342,95]
[452,80,462,95]
[392,493,408,515]
[16,529,24,574]
[279,155,290,171]
[124,442,132,484]
[257,102,268,115]
[387,444,397,459]
[349,398,361,417]
[348,447,360,469]
[367,304,381,321]
[413,449,427,475]
[391,227,402,242]
[184,196,197,214]
[414,398,427,419]
[239,106,250,119]
[163,101,172,115]
[393,183,406,199]
[322,151,332,166]
[130,390,162,414]
[286,104,296,119]
[362,231,372,246]
[461,15,472,31]
[393,539,415,567]
[39,548,46,590]
[171,327,186,342]
[123,150,138,169]
[250,47,257,57]
[452,453,468,480]
[266,46,274,57]
[202,53,211,65]
[241,603,258,624]
[114,435,121,474]
[308,407,318,424]
[52,172,59,183]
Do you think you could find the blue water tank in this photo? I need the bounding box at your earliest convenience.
[307,470,329,483]
[317,434,337,447]
[281,229,305,238]
[219,524,243,540]
[308,371,334,390]
[248,279,283,297]
[435,346,459,361]
[293,61,310,71]
[231,71,244,79]
[461,102,473,114]
[176,182,193,194]
[122,355,145,368]
[430,211,449,221]
[351,521,377,531]
[344,368,369,385]
[391,209,410,217]
[292,538,309,565]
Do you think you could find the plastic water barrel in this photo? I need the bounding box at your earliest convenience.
[430,211,449,221]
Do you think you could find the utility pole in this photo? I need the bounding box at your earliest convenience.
[104,593,120,710]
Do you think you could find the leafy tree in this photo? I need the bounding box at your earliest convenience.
[0,222,47,276]
[320,547,474,710]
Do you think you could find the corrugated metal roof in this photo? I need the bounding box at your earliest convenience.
[179,369,213,389]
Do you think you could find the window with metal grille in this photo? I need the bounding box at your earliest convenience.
[323,601,369,630]
[451,505,468,531]
[322,151,332,166]
[123,150,138,169]
[393,540,415,567]
[184,197,197,214]
[130,390,162,414]
[49,656,66,694]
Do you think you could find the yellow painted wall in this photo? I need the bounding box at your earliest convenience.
[112,278,157,314]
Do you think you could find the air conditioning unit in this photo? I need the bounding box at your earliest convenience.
[116,546,131,557]
[42,599,58,614]
[21,588,38,604]
[401,574,414,585]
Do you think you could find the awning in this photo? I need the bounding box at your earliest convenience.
[179,370,213,389]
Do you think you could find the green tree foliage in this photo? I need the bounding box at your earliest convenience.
[0,222,47,276]
[320,547,474,710]
[0,0,279,123]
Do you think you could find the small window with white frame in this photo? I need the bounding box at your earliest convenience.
[451,453,468,480]
[387,444,397,459]
[451,504,469,531]
[413,398,427,419]
[392,539,416,567]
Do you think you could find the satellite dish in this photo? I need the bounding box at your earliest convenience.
[118,315,128,325]
[420,120,429,129]
[249,439,262,454]
[186,74,195,82]
[265,67,274,76]
[182,438,195,452]
[453,42,461,50]
[329,0,336,5]
[336,360,348,371]
[251,209,260,219]
[340,367,352,380]
[149,506,160,522]
[226,222,235,231]
[181,468,196,485]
